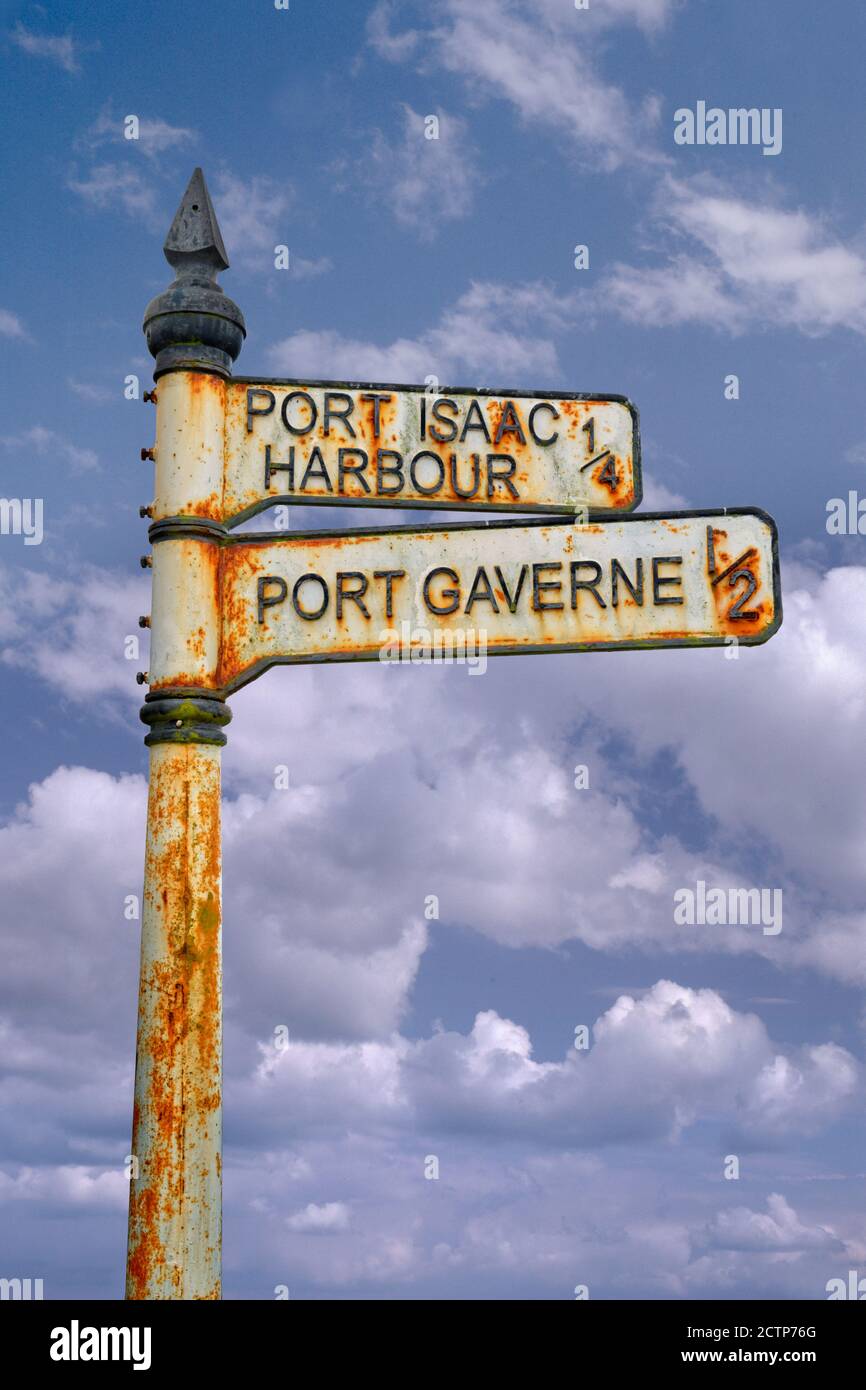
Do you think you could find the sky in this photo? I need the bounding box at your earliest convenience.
[1,0,865,1300]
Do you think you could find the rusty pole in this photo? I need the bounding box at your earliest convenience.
[126,170,244,1299]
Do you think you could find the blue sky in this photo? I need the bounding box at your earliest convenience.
[1,0,866,1299]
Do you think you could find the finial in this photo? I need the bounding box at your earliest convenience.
[143,168,245,379]
[163,168,229,272]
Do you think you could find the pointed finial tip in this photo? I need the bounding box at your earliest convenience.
[163,167,229,271]
[144,168,245,378]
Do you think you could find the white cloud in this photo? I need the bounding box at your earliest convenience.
[601,0,683,26]
[0,752,857,1153]
[251,982,858,1147]
[67,163,159,225]
[10,555,866,986]
[211,171,329,279]
[0,309,29,340]
[639,476,690,510]
[743,1047,859,1140]
[68,378,112,404]
[268,279,566,383]
[366,0,672,170]
[9,22,94,73]
[0,425,98,472]
[79,109,196,159]
[212,171,290,269]
[0,1164,128,1211]
[361,105,481,236]
[0,565,147,699]
[286,1201,350,1232]
[603,175,866,335]
[702,1193,842,1253]
[0,753,860,1297]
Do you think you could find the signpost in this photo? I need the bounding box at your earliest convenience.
[126,169,783,1299]
[223,379,640,518]
[147,510,780,693]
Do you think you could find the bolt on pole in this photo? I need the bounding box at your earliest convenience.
[126,170,244,1299]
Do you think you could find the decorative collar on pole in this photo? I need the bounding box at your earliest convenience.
[143,167,246,379]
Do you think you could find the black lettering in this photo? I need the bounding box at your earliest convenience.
[464,566,500,614]
[336,572,370,619]
[460,400,491,443]
[598,455,619,491]
[281,390,318,436]
[429,398,458,443]
[373,570,406,619]
[611,557,644,607]
[323,392,356,438]
[494,401,526,446]
[727,569,758,621]
[247,388,275,433]
[570,561,607,609]
[360,392,392,437]
[449,452,481,499]
[410,451,446,496]
[423,567,460,615]
[257,575,288,624]
[494,564,528,613]
[486,453,518,499]
[652,555,683,605]
[532,562,564,611]
[528,402,560,446]
[376,449,405,496]
[264,444,294,490]
[292,574,329,621]
[299,447,333,492]
[337,448,370,494]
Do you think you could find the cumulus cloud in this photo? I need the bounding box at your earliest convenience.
[701,1193,843,1254]
[286,1201,350,1232]
[248,981,858,1148]
[0,565,148,704]
[0,757,860,1297]
[7,556,866,985]
[0,757,857,1150]
[0,1164,128,1212]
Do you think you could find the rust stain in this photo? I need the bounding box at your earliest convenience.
[127,745,222,1299]
[221,383,636,517]
[210,512,777,687]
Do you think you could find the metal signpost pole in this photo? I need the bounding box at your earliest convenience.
[125,171,243,1300]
